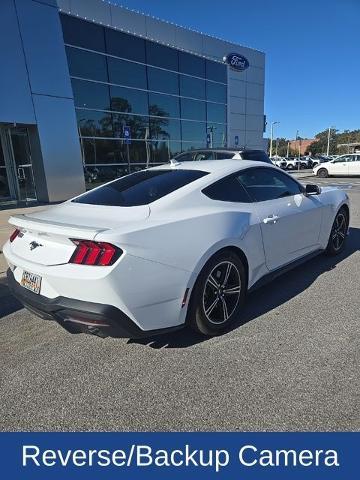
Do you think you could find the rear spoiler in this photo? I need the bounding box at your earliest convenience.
[9,214,108,240]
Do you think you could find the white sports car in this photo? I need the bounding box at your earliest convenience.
[3,160,349,338]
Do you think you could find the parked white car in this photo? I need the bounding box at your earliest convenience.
[3,160,349,338]
[271,157,287,169]
[285,158,301,170]
[313,154,360,177]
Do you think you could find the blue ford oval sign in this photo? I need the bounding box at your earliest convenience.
[223,53,249,72]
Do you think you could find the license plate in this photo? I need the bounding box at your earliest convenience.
[21,271,42,295]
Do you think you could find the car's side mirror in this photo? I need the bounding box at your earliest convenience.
[305,184,321,195]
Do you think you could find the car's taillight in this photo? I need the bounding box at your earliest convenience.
[10,229,20,243]
[69,240,122,266]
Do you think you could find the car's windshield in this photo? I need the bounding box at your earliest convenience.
[72,169,208,206]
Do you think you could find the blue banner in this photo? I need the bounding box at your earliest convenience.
[0,432,358,479]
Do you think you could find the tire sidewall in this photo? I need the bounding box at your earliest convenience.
[317,168,328,178]
[326,207,348,255]
[188,251,247,336]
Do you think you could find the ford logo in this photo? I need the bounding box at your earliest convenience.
[223,53,249,71]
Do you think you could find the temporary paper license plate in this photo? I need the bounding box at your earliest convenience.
[21,271,42,294]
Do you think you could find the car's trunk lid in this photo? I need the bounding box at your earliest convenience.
[8,201,150,266]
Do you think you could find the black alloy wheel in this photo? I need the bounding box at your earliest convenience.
[189,251,246,336]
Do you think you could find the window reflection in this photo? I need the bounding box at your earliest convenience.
[206,81,227,104]
[105,28,146,63]
[72,79,110,110]
[112,114,149,140]
[149,118,181,141]
[181,98,206,121]
[179,52,205,78]
[77,109,113,137]
[110,86,148,115]
[206,60,227,83]
[207,103,227,123]
[66,47,108,82]
[108,57,147,89]
[181,140,207,151]
[61,14,105,52]
[64,16,229,188]
[149,92,180,118]
[147,67,179,95]
[180,76,205,100]
[181,121,206,142]
[146,42,178,70]
[84,165,130,189]
[207,124,227,146]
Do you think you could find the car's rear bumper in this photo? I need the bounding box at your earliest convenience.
[6,269,182,339]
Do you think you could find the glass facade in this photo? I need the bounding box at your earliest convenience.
[61,14,227,187]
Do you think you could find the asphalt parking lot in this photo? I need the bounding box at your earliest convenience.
[1,177,359,432]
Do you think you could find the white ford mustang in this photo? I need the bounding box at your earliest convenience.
[3,160,349,338]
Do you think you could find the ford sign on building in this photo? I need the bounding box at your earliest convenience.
[224,53,250,71]
[0,0,265,205]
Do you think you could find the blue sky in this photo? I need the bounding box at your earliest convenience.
[112,0,359,140]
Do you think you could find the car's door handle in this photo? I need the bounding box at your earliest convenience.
[263,214,279,224]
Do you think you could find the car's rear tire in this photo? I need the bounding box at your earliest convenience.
[188,250,247,336]
[317,168,328,178]
[325,207,349,256]
[287,164,294,170]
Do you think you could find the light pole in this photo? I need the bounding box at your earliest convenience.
[326,127,331,156]
[269,121,280,158]
[326,126,335,156]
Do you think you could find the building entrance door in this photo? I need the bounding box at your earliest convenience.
[0,126,37,204]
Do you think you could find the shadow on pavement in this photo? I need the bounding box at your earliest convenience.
[129,227,360,349]
[0,274,23,320]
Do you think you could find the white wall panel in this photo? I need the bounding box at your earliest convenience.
[16,0,72,98]
[229,130,246,148]
[145,17,176,45]
[228,78,246,99]
[246,66,265,84]
[246,115,264,132]
[246,82,264,100]
[69,0,111,25]
[33,95,85,202]
[57,0,70,11]
[229,114,246,131]
[245,130,263,148]
[110,5,146,35]
[174,27,204,55]
[246,99,264,116]
[0,0,35,124]
[229,97,246,114]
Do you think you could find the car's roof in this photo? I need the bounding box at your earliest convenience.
[151,159,273,175]
[176,148,262,153]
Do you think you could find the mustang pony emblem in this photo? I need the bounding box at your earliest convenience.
[29,241,43,251]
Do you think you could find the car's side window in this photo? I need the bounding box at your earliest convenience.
[215,152,236,159]
[193,151,216,161]
[202,175,252,203]
[175,153,192,162]
[334,155,351,163]
[237,168,303,202]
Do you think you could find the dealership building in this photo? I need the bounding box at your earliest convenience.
[0,0,265,205]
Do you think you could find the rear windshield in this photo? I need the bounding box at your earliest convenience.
[72,169,208,206]
[241,150,271,163]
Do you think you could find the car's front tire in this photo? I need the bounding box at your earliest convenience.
[189,251,247,336]
[317,168,328,178]
[325,207,349,256]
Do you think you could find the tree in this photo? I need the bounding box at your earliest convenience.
[308,128,338,155]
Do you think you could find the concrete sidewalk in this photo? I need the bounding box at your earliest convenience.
[0,205,46,275]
